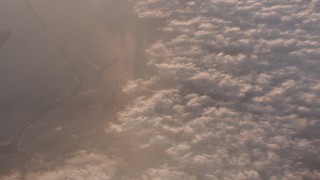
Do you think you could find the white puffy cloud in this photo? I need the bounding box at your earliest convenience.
[4,0,318,179]
[13,0,319,179]
[23,151,121,180]
[122,77,159,94]
[142,165,196,180]
[109,0,320,179]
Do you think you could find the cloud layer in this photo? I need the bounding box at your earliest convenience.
[108,0,320,179]
[4,0,320,179]
[2,151,121,180]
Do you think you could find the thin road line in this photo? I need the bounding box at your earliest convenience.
[24,0,45,28]
[13,42,82,152]
[0,30,11,47]
[98,58,120,86]
[112,80,119,121]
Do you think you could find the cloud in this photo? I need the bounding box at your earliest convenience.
[121,77,159,94]
[5,0,319,179]
[142,165,195,180]
[108,0,320,179]
[21,151,122,180]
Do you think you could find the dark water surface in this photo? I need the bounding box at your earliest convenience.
[0,0,164,177]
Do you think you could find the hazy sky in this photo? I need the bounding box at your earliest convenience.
[0,0,160,178]
[1,0,320,179]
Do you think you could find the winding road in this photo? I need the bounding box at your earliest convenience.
[0,0,157,178]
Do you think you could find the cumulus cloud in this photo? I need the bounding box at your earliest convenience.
[109,0,320,179]
[12,151,122,180]
[122,77,159,94]
[8,0,319,179]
